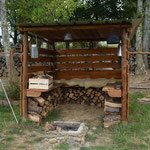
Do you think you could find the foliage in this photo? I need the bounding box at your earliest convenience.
[0,79,20,101]
[74,0,138,21]
[56,142,69,150]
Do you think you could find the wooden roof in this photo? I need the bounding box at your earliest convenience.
[17,19,142,42]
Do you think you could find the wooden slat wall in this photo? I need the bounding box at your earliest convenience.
[27,48,53,75]
[55,70,121,80]
[54,47,121,80]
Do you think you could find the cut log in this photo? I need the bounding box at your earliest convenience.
[104,115,121,122]
[104,120,120,128]
[105,106,120,112]
[34,97,45,106]
[28,98,38,106]
[105,102,122,108]
[28,114,41,122]
[99,95,104,101]
[28,104,42,114]
[28,111,38,115]
[107,90,121,98]
[27,91,41,97]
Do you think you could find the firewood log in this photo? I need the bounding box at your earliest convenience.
[34,97,45,106]
[28,98,38,106]
[104,115,121,122]
[28,104,42,114]
[99,95,104,101]
[105,106,120,112]
[97,103,101,107]
[28,114,41,122]
[48,95,51,101]
[90,102,95,106]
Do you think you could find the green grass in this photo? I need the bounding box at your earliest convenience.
[42,108,61,124]
[85,134,98,142]
[56,142,69,150]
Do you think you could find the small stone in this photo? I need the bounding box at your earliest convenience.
[92,127,96,130]
[44,122,50,132]
[81,137,85,145]
[56,126,61,132]
[56,137,64,140]
[75,137,81,142]
[49,138,57,144]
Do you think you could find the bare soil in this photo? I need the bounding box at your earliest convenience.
[58,104,104,126]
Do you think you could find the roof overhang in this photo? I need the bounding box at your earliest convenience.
[17,19,142,42]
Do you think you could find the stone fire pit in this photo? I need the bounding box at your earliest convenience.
[45,121,88,146]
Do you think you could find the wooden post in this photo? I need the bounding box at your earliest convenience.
[9,50,13,78]
[126,39,130,119]
[121,29,128,121]
[20,45,23,115]
[22,32,28,119]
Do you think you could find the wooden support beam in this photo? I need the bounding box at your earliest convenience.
[121,29,128,121]
[20,45,23,115]
[126,64,129,118]
[22,32,28,119]
[129,52,150,55]
[19,24,131,32]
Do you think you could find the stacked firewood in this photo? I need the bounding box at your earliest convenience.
[62,87,105,107]
[104,95,121,127]
[28,88,63,122]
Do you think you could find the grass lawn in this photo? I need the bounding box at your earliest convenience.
[0,92,150,149]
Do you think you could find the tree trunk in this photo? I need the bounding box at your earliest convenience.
[143,0,150,69]
[0,0,11,77]
[136,0,147,74]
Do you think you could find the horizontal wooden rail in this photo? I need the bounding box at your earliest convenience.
[56,62,119,69]
[28,66,52,73]
[55,70,121,80]
[56,55,118,62]
[28,56,52,62]
[39,48,56,55]
[56,48,118,55]
[129,52,150,54]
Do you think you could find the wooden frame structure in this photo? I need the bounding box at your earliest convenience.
[17,19,141,121]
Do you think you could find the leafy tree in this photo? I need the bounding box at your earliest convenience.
[74,0,138,21]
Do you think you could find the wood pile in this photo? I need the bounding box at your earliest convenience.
[62,87,105,107]
[0,55,21,77]
[28,88,63,122]
[138,95,150,103]
[104,95,121,128]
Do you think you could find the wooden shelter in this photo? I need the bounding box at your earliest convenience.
[17,19,141,122]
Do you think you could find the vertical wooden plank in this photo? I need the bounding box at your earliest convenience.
[9,50,13,78]
[126,64,129,118]
[51,42,56,79]
[126,39,130,119]
[121,29,128,121]
[22,32,28,119]
[20,45,23,116]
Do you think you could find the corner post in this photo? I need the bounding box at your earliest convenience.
[22,32,28,119]
[121,28,128,121]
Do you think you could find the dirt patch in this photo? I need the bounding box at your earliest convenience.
[57,104,104,127]
[130,69,150,87]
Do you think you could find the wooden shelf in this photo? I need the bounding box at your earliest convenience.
[27,83,63,97]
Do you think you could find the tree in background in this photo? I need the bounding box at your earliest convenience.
[74,0,137,20]
[143,0,150,69]
[135,0,146,74]
[0,0,11,76]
